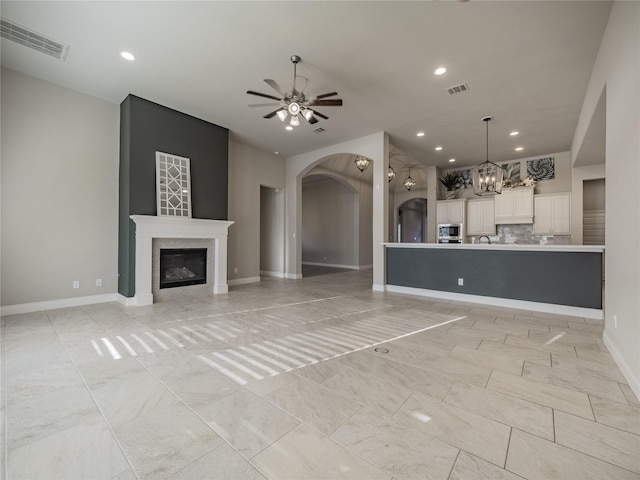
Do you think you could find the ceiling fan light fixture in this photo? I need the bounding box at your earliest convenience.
[288,102,301,116]
[276,110,288,122]
[303,108,313,121]
[354,155,371,172]
[289,115,300,127]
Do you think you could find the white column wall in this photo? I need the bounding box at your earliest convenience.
[285,132,388,287]
[572,1,640,399]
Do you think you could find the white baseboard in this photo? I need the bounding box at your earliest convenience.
[372,284,386,292]
[603,330,640,402]
[302,262,359,270]
[284,273,303,280]
[260,270,286,278]
[228,276,261,286]
[1,293,119,316]
[117,294,137,307]
[385,285,603,320]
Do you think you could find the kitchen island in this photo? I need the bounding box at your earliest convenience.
[384,243,604,319]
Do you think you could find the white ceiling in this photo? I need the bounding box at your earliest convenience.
[0,1,611,169]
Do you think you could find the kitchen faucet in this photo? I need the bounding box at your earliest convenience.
[478,235,492,244]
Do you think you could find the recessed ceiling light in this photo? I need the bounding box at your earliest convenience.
[120,51,135,61]
[515,147,524,151]
[435,146,443,151]
[449,158,456,163]
[417,132,425,137]
[274,151,279,155]
[510,131,519,136]
[285,125,293,131]
[434,67,447,76]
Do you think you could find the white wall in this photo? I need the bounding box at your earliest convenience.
[302,178,356,267]
[260,186,285,276]
[228,141,284,282]
[1,68,120,307]
[573,1,640,398]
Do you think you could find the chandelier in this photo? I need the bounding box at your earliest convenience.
[354,155,371,172]
[388,166,396,182]
[472,116,505,195]
[403,167,416,191]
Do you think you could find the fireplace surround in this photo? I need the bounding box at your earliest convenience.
[126,215,233,306]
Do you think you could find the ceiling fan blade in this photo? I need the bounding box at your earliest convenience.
[263,108,283,119]
[309,99,343,107]
[312,110,329,120]
[263,79,284,96]
[247,90,282,101]
[315,92,338,99]
[249,102,280,107]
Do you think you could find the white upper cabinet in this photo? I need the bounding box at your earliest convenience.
[467,199,496,235]
[437,199,466,224]
[533,193,571,235]
[494,186,534,224]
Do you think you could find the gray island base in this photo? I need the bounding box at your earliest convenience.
[385,243,604,319]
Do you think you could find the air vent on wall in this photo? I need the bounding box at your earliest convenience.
[447,83,469,95]
[313,127,326,133]
[1,18,69,60]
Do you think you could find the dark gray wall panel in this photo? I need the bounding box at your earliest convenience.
[118,95,229,297]
[386,248,602,309]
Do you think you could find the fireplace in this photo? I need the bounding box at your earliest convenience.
[159,248,207,289]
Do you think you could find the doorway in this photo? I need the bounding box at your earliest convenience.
[397,198,427,243]
[260,186,285,277]
[583,178,605,245]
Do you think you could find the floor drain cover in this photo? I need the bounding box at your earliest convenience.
[374,347,390,354]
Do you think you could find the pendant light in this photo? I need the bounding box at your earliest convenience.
[403,167,416,191]
[354,155,371,172]
[388,165,397,182]
[472,116,505,195]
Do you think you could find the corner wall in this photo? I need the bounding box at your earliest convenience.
[573,1,640,398]
[1,68,119,307]
[228,141,285,282]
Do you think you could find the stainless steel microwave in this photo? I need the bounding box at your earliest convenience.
[438,223,463,242]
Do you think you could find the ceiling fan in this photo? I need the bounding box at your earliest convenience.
[247,55,343,128]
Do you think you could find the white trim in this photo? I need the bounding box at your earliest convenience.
[260,270,286,278]
[302,262,360,270]
[385,285,603,320]
[284,273,303,280]
[603,330,640,402]
[117,294,137,307]
[1,294,119,316]
[228,276,261,286]
[383,242,604,253]
[372,283,386,292]
[358,264,374,270]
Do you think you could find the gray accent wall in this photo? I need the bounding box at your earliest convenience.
[118,95,228,297]
[387,247,602,309]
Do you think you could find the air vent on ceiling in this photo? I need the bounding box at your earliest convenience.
[313,127,326,133]
[1,18,69,60]
[447,83,469,95]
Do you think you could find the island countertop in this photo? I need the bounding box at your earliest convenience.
[383,243,604,253]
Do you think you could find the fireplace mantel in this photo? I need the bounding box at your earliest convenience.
[128,215,234,306]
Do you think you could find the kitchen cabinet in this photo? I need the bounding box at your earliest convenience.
[437,199,466,224]
[467,199,496,235]
[533,193,571,235]
[494,186,534,224]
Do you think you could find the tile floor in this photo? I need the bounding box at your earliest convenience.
[2,269,639,479]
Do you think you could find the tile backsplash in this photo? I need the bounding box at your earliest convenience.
[468,224,571,245]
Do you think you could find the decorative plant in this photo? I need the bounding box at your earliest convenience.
[440,172,461,191]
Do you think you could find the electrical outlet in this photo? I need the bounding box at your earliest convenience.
[614,314,618,328]
[234,267,238,274]
[72,280,80,289]
[96,278,102,287]
[458,278,464,286]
